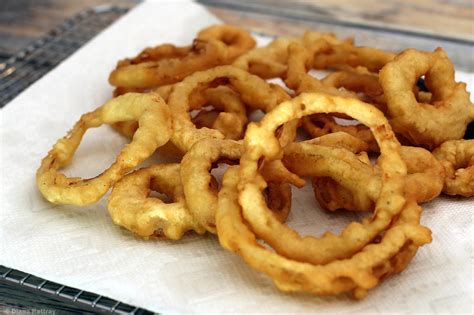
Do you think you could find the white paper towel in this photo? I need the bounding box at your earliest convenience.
[1,1,473,314]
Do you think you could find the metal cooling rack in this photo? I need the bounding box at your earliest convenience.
[0,265,154,314]
[0,6,128,108]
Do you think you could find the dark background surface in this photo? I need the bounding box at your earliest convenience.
[1,0,472,67]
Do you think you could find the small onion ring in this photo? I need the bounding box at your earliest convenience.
[433,139,474,197]
[233,31,347,80]
[167,65,288,152]
[108,164,206,239]
[322,69,386,112]
[180,139,242,233]
[193,86,248,140]
[233,37,296,79]
[197,24,256,60]
[180,138,293,233]
[285,41,358,98]
[380,48,474,149]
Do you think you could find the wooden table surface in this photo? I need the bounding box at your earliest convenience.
[1,0,473,69]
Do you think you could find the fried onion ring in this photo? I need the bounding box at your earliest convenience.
[233,37,296,79]
[283,141,445,211]
[233,31,347,80]
[217,166,430,298]
[197,24,256,60]
[322,69,386,112]
[108,164,205,239]
[433,139,474,197]
[192,86,248,140]
[380,48,474,149]
[109,38,228,89]
[36,93,171,205]
[301,114,378,152]
[180,139,242,233]
[313,43,395,72]
[116,44,190,68]
[180,138,293,233]
[168,65,287,152]
[112,85,248,157]
[109,25,255,89]
[285,41,358,97]
[238,92,430,265]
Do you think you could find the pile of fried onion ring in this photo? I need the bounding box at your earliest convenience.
[37,24,473,299]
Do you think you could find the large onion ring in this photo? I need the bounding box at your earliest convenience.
[36,93,171,205]
[238,92,429,265]
[109,38,229,89]
[217,166,430,298]
[116,44,191,68]
[109,25,255,89]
